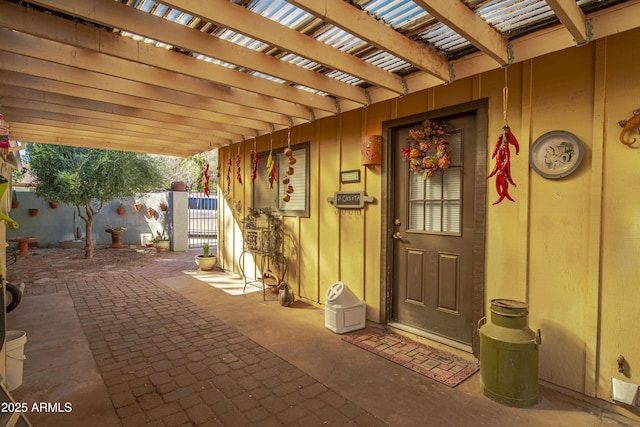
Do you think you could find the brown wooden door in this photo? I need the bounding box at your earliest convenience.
[391,110,481,347]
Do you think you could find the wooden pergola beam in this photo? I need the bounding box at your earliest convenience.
[287,0,450,82]
[545,0,589,45]
[0,55,268,137]
[159,0,406,94]
[412,0,510,66]
[9,126,205,156]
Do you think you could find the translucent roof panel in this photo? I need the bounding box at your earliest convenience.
[476,0,555,33]
[115,0,632,94]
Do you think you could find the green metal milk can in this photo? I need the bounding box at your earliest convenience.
[478,299,541,407]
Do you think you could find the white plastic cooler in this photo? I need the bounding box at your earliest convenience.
[324,281,366,334]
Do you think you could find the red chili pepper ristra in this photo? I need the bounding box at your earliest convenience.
[226,154,231,194]
[251,150,259,183]
[488,126,519,205]
[236,152,243,184]
[203,163,210,197]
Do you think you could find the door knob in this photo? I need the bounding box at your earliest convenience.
[392,231,402,239]
[394,218,402,226]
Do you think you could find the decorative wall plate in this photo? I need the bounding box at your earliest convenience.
[529,130,584,179]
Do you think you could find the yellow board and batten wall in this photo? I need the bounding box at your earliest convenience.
[219,28,640,406]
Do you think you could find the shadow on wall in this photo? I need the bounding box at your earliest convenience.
[283,227,298,288]
[538,319,589,396]
[6,191,171,248]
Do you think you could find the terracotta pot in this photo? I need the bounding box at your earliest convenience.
[11,201,19,209]
[171,181,186,192]
[134,203,142,211]
[117,207,125,215]
[160,204,167,212]
[49,202,58,208]
[29,208,38,216]
[148,208,156,216]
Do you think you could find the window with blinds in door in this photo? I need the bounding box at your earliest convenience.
[252,142,310,217]
[408,130,462,234]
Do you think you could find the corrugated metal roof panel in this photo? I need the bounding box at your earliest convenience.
[117,0,632,92]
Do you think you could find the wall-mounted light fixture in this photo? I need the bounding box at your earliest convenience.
[361,135,382,166]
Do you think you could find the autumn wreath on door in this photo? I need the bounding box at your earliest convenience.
[400,119,450,178]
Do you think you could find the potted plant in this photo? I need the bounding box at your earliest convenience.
[49,201,59,208]
[148,207,156,217]
[117,202,125,215]
[160,202,167,212]
[152,231,170,252]
[195,243,216,271]
[133,201,142,211]
[28,208,38,216]
[11,190,18,209]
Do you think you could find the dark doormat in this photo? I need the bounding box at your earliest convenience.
[343,329,479,387]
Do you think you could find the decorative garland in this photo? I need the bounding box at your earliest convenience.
[400,119,450,178]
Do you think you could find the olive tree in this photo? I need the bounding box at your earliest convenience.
[26,143,166,258]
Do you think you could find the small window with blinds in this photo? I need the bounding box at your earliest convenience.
[408,131,462,234]
[252,142,310,217]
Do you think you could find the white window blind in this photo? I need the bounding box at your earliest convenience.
[252,143,309,216]
[408,131,462,234]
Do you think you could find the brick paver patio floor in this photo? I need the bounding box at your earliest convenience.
[66,265,386,426]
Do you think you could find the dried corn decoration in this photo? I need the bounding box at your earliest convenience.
[266,133,276,189]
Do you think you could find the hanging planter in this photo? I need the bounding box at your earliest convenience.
[28,208,38,216]
[133,202,142,212]
[148,207,156,217]
[49,202,58,209]
[160,203,167,212]
[117,203,125,215]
